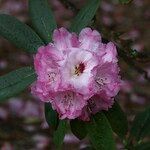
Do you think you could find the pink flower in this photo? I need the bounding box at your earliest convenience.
[61,48,98,97]
[79,28,101,52]
[50,91,87,119]
[31,27,121,120]
[53,27,79,51]
[79,94,115,121]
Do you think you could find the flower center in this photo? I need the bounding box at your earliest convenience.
[74,63,85,76]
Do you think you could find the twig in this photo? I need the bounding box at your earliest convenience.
[58,0,79,13]
[116,46,150,82]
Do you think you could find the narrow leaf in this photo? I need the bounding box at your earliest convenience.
[70,0,100,33]
[134,142,150,150]
[104,102,128,138]
[0,67,36,101]
[70,119,87,140]
[53,120,67,149]
[0,14,44,53]
[130,107,150,141]
[44,103,59,130]
[29,0,57,43]
[86,113,116,150]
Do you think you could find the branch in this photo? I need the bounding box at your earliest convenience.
[58,0,79,13]
[117,47,150,82]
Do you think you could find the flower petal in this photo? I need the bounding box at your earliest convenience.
[95,62,121,97]
[79,27,101,52]
[53,27,79,51]
[51,91,87,119]
[102,42,118,63]
[33,44,64,92]
[79,93,114,121]
[61,48,98,97]
[31,81,50,102]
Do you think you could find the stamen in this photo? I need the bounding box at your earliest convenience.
[74,63,85,76]
[96,77,108,86]
[61,92,74,107]
[47,72,56,83]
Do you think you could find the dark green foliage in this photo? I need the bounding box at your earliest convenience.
[134,142,150,150]
[53,120,68,149]
[70,0,101,33]
[104,102,128,138]
[130,107,150,141]
[70,119,87,140]
[86,113,116,150]
[0,67,36,101]
[44,103,58,130]
[29,0,57,43]
[0,14,44,53]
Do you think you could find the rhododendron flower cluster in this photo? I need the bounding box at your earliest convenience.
[31,27,121,121]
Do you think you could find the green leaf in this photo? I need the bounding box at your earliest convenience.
[119,0,132,4]
[29,0,57,43]
[86,113,116,150]
[0,14,44,53]
[130,107,150,141]
[0,67,36,101]
[53,120,68,149]
[134,142,150,150]
[70,0,101,33]
[104,102,128,138]
[44,103,58,130]
[78,146,95,150]
[70,119,87,140]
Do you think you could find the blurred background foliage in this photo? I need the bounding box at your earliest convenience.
[0,0,149,149]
